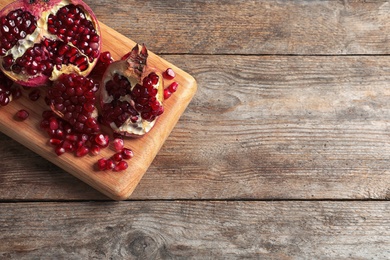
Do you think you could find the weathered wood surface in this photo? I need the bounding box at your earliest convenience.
[2,55,390,200]
[90,0,390,55]
[1,201,389,259]
[1,0,390,258]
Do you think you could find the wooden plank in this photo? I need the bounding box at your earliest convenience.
[87,0,390,55]
[1,55,390,201]
[0,1,197,200]
[0,201,389,259]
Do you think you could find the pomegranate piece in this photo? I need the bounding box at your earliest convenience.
[0,0,101,87]
[100,44,165,137]
[47,73,100,134]
[15,109,29,120]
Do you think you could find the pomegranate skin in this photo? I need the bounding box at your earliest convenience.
[0,0,101,87]
[100,44,165,137]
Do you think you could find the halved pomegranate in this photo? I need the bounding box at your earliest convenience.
[0,0,101,87]
[100,44,164,137]
[0,69,21,106]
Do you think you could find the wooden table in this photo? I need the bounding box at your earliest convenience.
[1,0,389,258]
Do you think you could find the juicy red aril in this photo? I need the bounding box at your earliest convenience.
[29,89,40,101]
[94,133,109,147]
[49,117,59,130]
[111,152,123,162]
[106,159,115,170]
[100,51,112,63]
[164,89,172,100]
[15,109,29,120]
[55,146,66,156]
[163,68,176,80]
[90,145,101,156]
[76,145,89,157]
[97,158,107,171]
[114,161,128,172]
[47,73,100,134]
[168,82,179,93]
[113,138,124,152]
[122,148,134,160]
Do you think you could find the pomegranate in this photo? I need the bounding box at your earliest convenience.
[46,73,100,134]
[100,44,164,137]
[0,0,101,86]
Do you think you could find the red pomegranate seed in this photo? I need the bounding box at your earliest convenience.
[76,145,89,157]
[90,144,101,156]
[122,148,134,160]
[49,117,59,130]
[62,140,73,152]
[114,161,128,172]
[168,82,179,93]
[94,133,109,147]
[65,134,78,142]
[29,89,40,101]
[97,158,107,171]
[164,89,172,100]
[55,146,66,156]
[106,159,115,170]
[15,109,29,120]
[111,152,122,162]
[163,68,175,80]
[49,138,62,146]
[113,138,124,152]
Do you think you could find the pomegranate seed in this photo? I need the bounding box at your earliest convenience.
[97,158,107,171]
[114,161,128,172]
[65,134,78,142]
[122,148,134,160]
[113,138,124,152]
[168,82,179,93]
[111,152,123,162]
[28,89,40,101]
[76,145,89,157]
[164,89,172,100]
[15,109,29,120]
[94,133,109,147]
[62,140,73,152]
[90,144,101,156]
[163,68,175,80]
[106,159,115,170]
[55,146,66,156]
[49,138,62,146]
[49,117,59,130]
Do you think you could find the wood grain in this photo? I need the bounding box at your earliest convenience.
[2,55,390,201]
[86,0,390,55]
[0,0,197,200]
[1,201,389,259]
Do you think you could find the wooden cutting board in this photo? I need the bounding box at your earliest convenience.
[0,0,197,200]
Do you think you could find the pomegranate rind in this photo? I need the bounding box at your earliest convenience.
[0,0,101,87]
